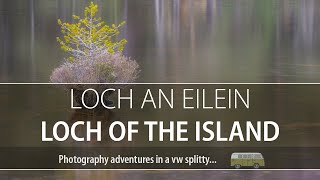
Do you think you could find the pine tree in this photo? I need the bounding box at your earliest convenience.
[56,2,127,60]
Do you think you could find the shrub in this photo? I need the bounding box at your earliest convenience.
[50,53,140,90]
[51,1,140,92]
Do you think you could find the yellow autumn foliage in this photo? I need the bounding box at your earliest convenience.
[56,2,127,60]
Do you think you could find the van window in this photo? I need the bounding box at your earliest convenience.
[254,154,262,159]
[248,154,252,158]
[243,154,248,158]
[238,154,242,159]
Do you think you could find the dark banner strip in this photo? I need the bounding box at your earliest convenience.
[0,147,319,169]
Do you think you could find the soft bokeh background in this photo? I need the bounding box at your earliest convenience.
[1,0,320,83]
[1,0,320,179]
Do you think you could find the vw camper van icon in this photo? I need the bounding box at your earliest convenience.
[231,152,265,169]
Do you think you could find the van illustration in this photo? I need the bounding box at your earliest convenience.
[231,152,265,169]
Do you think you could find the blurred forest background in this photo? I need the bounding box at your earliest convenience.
[1,0,320,82]
[1,1,320,179]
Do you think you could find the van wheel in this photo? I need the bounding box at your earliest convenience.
[253,163,260,169]
[235,164,241,169]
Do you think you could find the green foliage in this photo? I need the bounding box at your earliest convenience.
[56,2,127,60]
